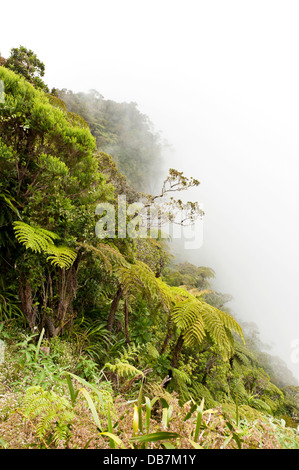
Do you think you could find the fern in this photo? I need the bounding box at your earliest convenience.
[145,343,160,359]
[171,297,244,360]
[13,221,77,269]
[105,359,143,378]
[233,342,258,367]
[76,241,128,273]
[117,261,174,308]
[171,368,192,403]
[247,395,273,414]
[45,244,77,269]
[21,386,74,447]
[13,221,60,253]
[104,344,144,378]
[190,382,217,408]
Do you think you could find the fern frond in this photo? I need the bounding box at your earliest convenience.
[117,261,174,309]
[217,310,245,344]
[77,241,128,273]
[172,368,192,385]
[22,386,74,446]
[146,343,160,359]
[105,359,143,378]
[45,244,78,269]
[248,397,272,414]
[170,286,195,301]
[171,297,244,358]
[171,300,205,346]
[233,342,258,367]
[13,221,59,253]
[13,221,77,269]
[104,344,144,378]
[190,382,217,408]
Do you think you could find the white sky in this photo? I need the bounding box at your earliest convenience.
[1,0,299,380]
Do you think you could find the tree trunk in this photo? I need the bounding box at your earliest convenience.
[170,333,184,368]
[124,298,130,344]
[107,286,123,332]
[160,313,173,354]
[18,273,37,331]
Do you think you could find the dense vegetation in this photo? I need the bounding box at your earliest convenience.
[1,47,299,450]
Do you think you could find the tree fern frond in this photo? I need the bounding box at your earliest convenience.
[169,286,195,302]
[171,297,244,359]
[13,221,77,269]
[76,241,128,273]
[171,300,204,331]
[217,310,245,344]
[233,342,258,366]
[13,221,59,253]
[117,261,174,308]
[200,306,232,357]
[45,244,78,269]
[183,318,207,347]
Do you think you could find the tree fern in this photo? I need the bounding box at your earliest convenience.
[13,221,77,269]
[13,221,60,253]
[117,261,174,309]
[45,244,77,269]
[76,241,128,273]
[233,342,259,368]
[171,297,244,359]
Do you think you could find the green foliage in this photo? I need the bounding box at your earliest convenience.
[13,221,77,269]
[171,297,244,358]
[104,344,144,379]
[4,46,48,91]
[57,89,164,192]
[1,52,298,450]
[20,386,74,447]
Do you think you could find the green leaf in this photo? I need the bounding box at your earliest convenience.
[130,432,181,443]
[34,328,45,362]
[99,431,126,449]
[66,375,79,406]
[107,403,115,449]
[79,387,102,430]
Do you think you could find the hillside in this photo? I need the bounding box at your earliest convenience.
[1,48,299,450]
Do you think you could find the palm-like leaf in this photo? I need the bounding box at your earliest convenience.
[45,244,78,269]
[76,241,128,273]
[13,221,60,252]
[13,221,77,269]
[117,261,174,308]
[171,297,244,358]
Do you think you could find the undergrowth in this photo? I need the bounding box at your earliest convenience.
[1,323,299,449]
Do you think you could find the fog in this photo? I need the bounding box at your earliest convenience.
[2,0,299,381]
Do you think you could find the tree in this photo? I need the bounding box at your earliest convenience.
[0,66,111,333]
[4,46,48,91]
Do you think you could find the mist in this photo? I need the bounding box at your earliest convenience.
[1,0,299,382]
